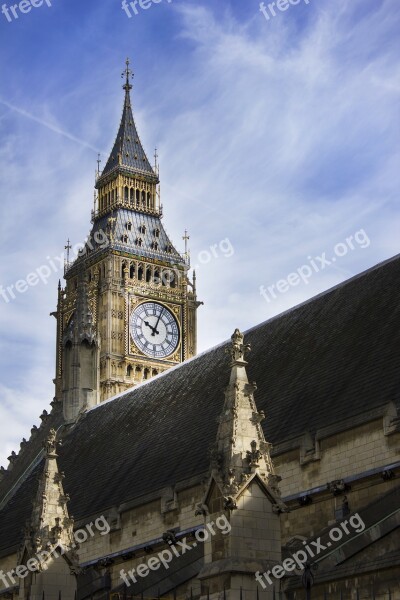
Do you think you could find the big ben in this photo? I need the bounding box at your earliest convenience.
[54,60,201,421]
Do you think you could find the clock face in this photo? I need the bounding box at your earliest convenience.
[130,302,180,359]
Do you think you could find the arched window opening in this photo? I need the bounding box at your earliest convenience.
[146,267,152,283]
[138,265,144,281]
[130,188,134,205]
[121,234,128,244]
[141,191,146,207]
[130,264,135,279]
[121,261,127,278]
[126,221,132,231]
[154,269,160,285]
[152,369,158,377]
[147,192,151,208]
[126,365,133,377]
[143,368,150,380]
[135,237,143,247]
[124,186,129,202]
[136,189,140,207]
[139,224,146,235]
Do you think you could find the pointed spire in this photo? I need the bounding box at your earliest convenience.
[25,429,75,557]
[210,329,277,497]
[98,59,157,183]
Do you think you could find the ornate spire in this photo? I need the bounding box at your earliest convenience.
[97,59,157,183]
[210,329,281,499]
[23,429,76,560]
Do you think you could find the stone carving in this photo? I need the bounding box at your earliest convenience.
[246,440,262,468]
[43,429,57,456]
[226,328,251,363]
[327,479,349,496]
[224,496,237,510]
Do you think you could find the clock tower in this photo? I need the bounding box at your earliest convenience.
[54,60,201,421]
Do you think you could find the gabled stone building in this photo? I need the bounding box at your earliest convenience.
[0,62,399,600]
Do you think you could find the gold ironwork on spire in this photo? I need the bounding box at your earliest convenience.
[122,57,133,92]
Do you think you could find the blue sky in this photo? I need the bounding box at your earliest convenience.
[0,0,399,465]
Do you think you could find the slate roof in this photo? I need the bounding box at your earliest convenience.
[1,254,400,557]
[91,208,185,267]
[99,87,156,182]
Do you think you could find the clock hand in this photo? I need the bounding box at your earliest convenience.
[144,321,159,336]
[152,308,164,336]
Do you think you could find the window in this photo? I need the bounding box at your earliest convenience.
[151,241,159,251]
[135,237,143,247]
[154,228,160,238]
[139,224,146,234]
[121,234,128,243]
[130,264,135,279]
[126,222,132,231]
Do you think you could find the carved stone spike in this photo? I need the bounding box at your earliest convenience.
[226,329,251,363]
[223,496,237,511]
[43,428,58,455]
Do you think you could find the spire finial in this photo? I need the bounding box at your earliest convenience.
[64,239,72,265]
[122,57,133,91]
[227,329,251,365]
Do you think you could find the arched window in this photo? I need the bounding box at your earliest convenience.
[141,191,146,207]
[143,368,150,380]
[138,265,144,281]
[147,192,151,208]
[130,188,134,205]
[152,369,158,377]
[154,269,160,285]
[121,234,128,244]
[124,186,129,202]
[130,264,135,279]
[146,267,152,283]
[136,189,140,207]
[126,365,133,377]
[121,262,127,277]
[139,224,146,234]
[135,237,143,247]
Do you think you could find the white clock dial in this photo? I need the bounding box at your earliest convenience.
[130,302,180,359]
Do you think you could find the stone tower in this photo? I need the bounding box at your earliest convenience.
[53,59,201,416]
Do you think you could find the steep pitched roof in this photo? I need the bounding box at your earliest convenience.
[1,254,399,557]
[99,83,156,182]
